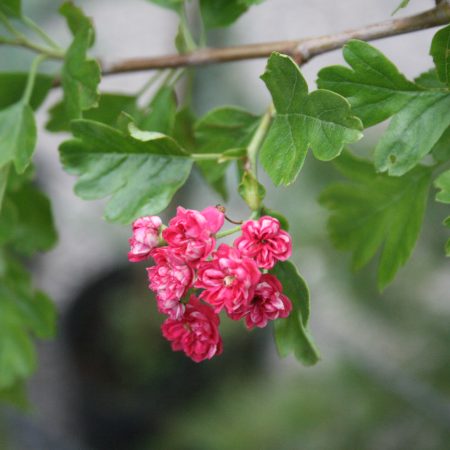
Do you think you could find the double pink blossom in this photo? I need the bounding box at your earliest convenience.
[162,206,224,265]
[241,274,292,329]
[147,247,193,319]
[128,216,162,262]
[195,244,261,315]
[161,295,223,362]
[234,216,292,269]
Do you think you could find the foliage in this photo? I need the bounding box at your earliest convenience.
[0,0,449,404]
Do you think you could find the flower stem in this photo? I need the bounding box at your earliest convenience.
[22,54,47,104]
[21,16,63,51]
[216,225,242,239]
[246,103,274,175]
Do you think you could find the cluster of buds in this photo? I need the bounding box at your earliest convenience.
[128,206,293,362]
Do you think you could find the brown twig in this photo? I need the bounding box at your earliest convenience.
[102,3,450,75]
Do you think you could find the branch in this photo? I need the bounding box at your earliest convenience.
[103,3,450,75]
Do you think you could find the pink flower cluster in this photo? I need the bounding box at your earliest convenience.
[128,206,293,362]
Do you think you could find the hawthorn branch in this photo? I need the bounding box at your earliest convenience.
[103,3,450,75]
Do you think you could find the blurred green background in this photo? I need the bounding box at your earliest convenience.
[0,1,449,449]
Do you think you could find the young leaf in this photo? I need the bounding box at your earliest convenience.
[195,106,259,199]
[271,261,319,366]
[46,93,138,132]
[261,52,363,186]
[430,24,450,88]
[392,0,410,15]
[238,171,265,211]
[319,151,432,290]
[317,40,450,176]
[0,100,36,174]
[60,1,95,45]
[200,0,263,28]
[0,0,21,17]
[60,3,100,119]
[59,120,193,223]
[0,73,52,110]
[434,170,450,204]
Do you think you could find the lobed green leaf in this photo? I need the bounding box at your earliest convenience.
[59,120,193,223]
[261,52,363,186]
[320,151,432,290]
[318,40,450,176]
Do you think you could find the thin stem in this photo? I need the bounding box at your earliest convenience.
[21,16,63,51]
[22,54,47,104]
[216,225,242,239]
[247,104,274,175]
[136,69,168,97]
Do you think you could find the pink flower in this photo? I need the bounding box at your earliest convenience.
[195,244,261,315]
[234,216,292,269]
[239,274,292,329]
[161,295,223,362]
[147,247,194,319]
[128,216,162,262]
[162,206,224,265]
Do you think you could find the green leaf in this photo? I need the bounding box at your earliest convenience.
[195,106,259,199]
[271,261,319,366]
[238,171,265,211]
[414,69,446,89]
[319,151,432,290]
[374,93,450,175]
[317,40,420,127]
[61,3,100,119]
[432,126,450,163]
[0,0,21,17]
[139,86,177,134]
[172,107,196,152]
[200,0,263,28]
[46,93,138,132]
[435,170,450,203]
[261,52,363,186]
[146,0,184,12]
[0,182,58,254]
[430,24,450,88]
[0,100,36,173]
[0,73,53,110]
[60,1,95,45]
[59,120,193,223]
[0,254,56,389]
[317,40,450,176]
[392,0,410,15]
